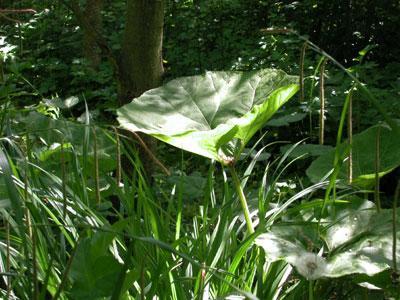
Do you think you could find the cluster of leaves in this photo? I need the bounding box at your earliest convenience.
[117,68,400,298]
[274,0,400,65]
[1,0,117,115]
[164,0,302,78]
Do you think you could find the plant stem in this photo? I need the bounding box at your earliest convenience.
[308,56,325,139]
[348,90,353,184]
[393,180,400,273]
[303,36,399,135]
[319,85,352,223]
[6,219,10,299]
[53,238,80,300]
[261,29,400,135]
[309,280,314,300]
[319,58,327,145]
[229,166,254,235]
[114,127,122,185]
[374,126,381,212]
[60,140,67,219]
[299,42,307,102]
[32,229,38,300]
[92,127,101,204]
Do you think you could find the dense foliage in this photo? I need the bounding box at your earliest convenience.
[0,0,399,299]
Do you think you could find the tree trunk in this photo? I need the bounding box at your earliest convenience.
[119,0,164,104]
[83,0,103,68]
[65,0,165,178]
[119,0,164,177]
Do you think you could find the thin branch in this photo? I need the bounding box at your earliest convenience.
[113,127,122,185]
[131,132,170,176]
[0,9,37,14]
[299,42,307,102]
[92,127,101,204]
[0,8,37,23]
[0,13,22,23]
[260,28,292,34]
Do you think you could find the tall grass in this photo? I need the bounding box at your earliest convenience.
[0,100,339,299]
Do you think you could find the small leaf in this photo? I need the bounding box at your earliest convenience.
[280,143,333,159]
[266,112,306,127]
[64,96,80,108]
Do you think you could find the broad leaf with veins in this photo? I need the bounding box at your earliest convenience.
[256,200,400,279]
[117,69,298,164]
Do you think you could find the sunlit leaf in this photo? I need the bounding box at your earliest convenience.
[256,200,400,279]
[117,69,298,164]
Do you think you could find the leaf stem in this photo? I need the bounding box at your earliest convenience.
[375,126,381,212]
[319,58,327,145]
[393,180,400,273]
[299,42,307,102]
[309,280,314,300]
[229,166,254,235]
[92,127,101,204]
[348,90,353,184]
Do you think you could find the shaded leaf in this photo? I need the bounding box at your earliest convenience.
[167,171,206,200]
[22,112,116,174]
[266,112,306,127]
[70,231,122,300]
[280,143,333,159]
[306,122,400,187]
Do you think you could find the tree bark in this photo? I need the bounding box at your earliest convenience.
[119,0,164,104]
[119,0,164,178]
[83,0,103,68]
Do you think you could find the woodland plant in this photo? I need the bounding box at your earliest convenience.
[1,1,400,299]
[117,68,299,235]
[1,64,399,299]
[117,64,400,299]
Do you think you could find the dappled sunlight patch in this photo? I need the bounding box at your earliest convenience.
[290,252,328,280]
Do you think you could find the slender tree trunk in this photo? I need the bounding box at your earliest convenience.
[119,0,164,177]
[65,0,165,177]
[83,0,103,68]
[119,0,164,104]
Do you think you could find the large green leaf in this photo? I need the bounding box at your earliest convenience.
[306,122,400,187]
[117,69,298,164]
[256,200,400,279]
[69,230,122,299]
